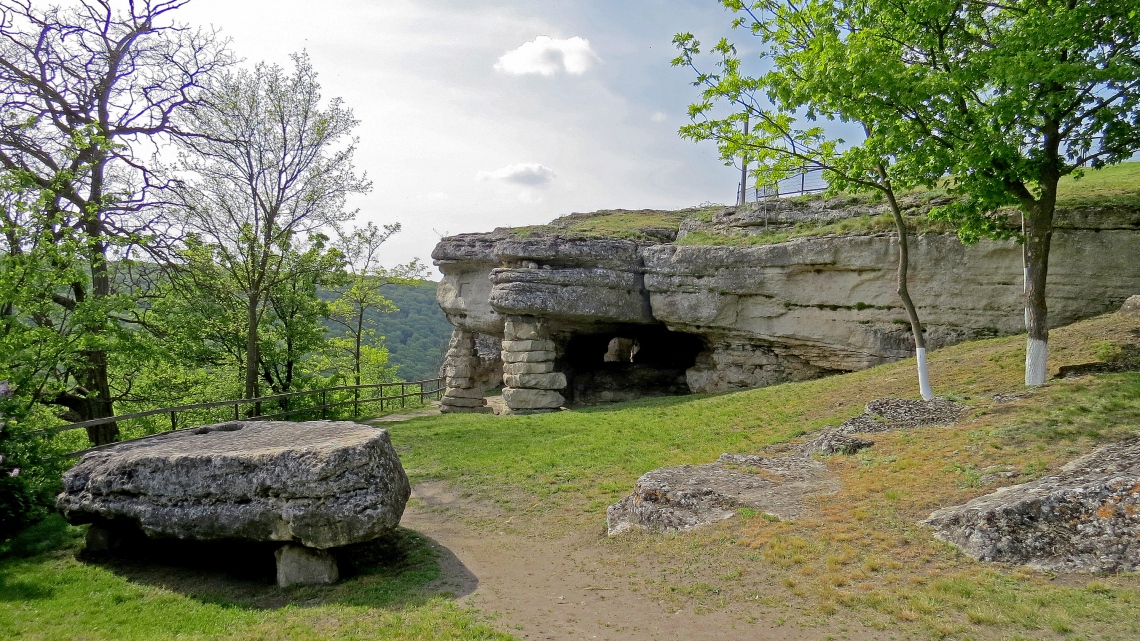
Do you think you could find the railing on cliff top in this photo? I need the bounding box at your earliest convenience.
[744,167,829,202]
[39,378,445,458]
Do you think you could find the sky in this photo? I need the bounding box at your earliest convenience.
[174,0,755,272]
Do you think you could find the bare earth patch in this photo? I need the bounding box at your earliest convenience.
[403,481,892,641]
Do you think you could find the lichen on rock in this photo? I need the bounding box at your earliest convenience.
[923,437,1140,573]
[56,420,411,550]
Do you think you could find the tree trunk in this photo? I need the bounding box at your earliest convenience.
[1023,199,1055,386]
[881,173,933,400]
[82,219,118,444]
[244,293,261,405]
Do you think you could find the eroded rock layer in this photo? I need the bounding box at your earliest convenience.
[433,202,1140,404]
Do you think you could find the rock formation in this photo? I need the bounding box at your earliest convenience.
[57,420,411,586]
[433,198,1140,411]
[923,437,1140,573]
[607,398,967,536]
[606,454,838,536]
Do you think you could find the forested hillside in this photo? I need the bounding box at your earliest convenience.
[366,281,451,382]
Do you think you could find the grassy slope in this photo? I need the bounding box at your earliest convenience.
[506,162,1140,248]
[387,312,1140,639]
[681,161,1140,247]
[5,313,1140,639]
[511,207,714,241]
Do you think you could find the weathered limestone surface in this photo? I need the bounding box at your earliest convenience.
[499,316,565,413]
[923,438,1140,573]
[440,329,492,413]
[57,420,411,550]
[1121,295,1140,318]
[434,202,1140,396]
[608,397,969,536]
[276,544,339,587]
[606,454,838,536]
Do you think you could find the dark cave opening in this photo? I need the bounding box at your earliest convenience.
[557,325,705,405]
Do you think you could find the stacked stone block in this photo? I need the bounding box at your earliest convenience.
[501,317,565,414]
[440,329,490,413]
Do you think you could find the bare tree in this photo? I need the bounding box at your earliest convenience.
[173,52,370,402]
[0,0,230,443]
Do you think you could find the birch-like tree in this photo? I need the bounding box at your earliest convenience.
[687,0,1140,387]
[173,52,369,400]
[674,12,940,400]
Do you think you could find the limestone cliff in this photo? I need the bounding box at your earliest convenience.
[432,198,1140,413]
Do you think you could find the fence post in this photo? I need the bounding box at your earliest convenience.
[401,383,406,409]
[234,403,240,421]
[170,411,177,431]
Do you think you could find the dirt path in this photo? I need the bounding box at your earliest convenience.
[402,482,865,641]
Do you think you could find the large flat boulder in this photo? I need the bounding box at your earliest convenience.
[923,437,1140,573]
[57,420,411,550]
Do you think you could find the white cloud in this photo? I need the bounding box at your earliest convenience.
[494,35,597,76]
[477,162,557,187]
[650,111,667,123]
[417,192,450,202]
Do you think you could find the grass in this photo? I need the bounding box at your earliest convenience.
[0,516,508,641]
[678,211,960,247]
[1056,161,1140,207]
[6,312,1140,639]
[677,161,1140,248]
[498,163,1139,249]
[510,207,715,242]
[385,312,1140,638]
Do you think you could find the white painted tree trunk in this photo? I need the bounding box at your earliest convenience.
[1026,338,1048,386]
[916,348,934,401]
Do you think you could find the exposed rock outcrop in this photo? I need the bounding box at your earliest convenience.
[607,398,967,536]
[57,420,411,551]
[1121,295,1140,319]
[606,454,838,536]
[923,438,1140,573]
[434,201,1140,403]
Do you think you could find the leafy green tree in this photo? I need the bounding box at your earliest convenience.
[674,17,939,399]
[685,0,1140,386]
[327,222,426,390]
[172,52,369,400]
[258,235,346,396]
[0,0,230,443]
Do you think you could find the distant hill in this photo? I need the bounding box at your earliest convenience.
[319,280,452,383]
[369,281,452,382]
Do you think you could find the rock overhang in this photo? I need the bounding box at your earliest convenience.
[433,202,1140,405]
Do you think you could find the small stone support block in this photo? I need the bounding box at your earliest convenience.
[501,350,556,363]
[503,372,566,390]
[85,524,119,552]
[504,318,544,341]
[502,339,555,353]
[502,387,565,410]
[504,361,556,375]
[440,396,486,408]
[444,386,485,399]
[276,543,339,587]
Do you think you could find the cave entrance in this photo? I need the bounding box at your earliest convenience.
[558,325,704,405]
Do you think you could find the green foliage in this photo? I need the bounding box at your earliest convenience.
[363,281,452,382]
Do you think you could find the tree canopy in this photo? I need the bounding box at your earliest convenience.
[677,0,1140,386]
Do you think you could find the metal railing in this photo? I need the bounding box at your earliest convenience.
[39,378,445,457]
[752,167,829,201]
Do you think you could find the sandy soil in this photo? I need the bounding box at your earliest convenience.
[403,482,885,641]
